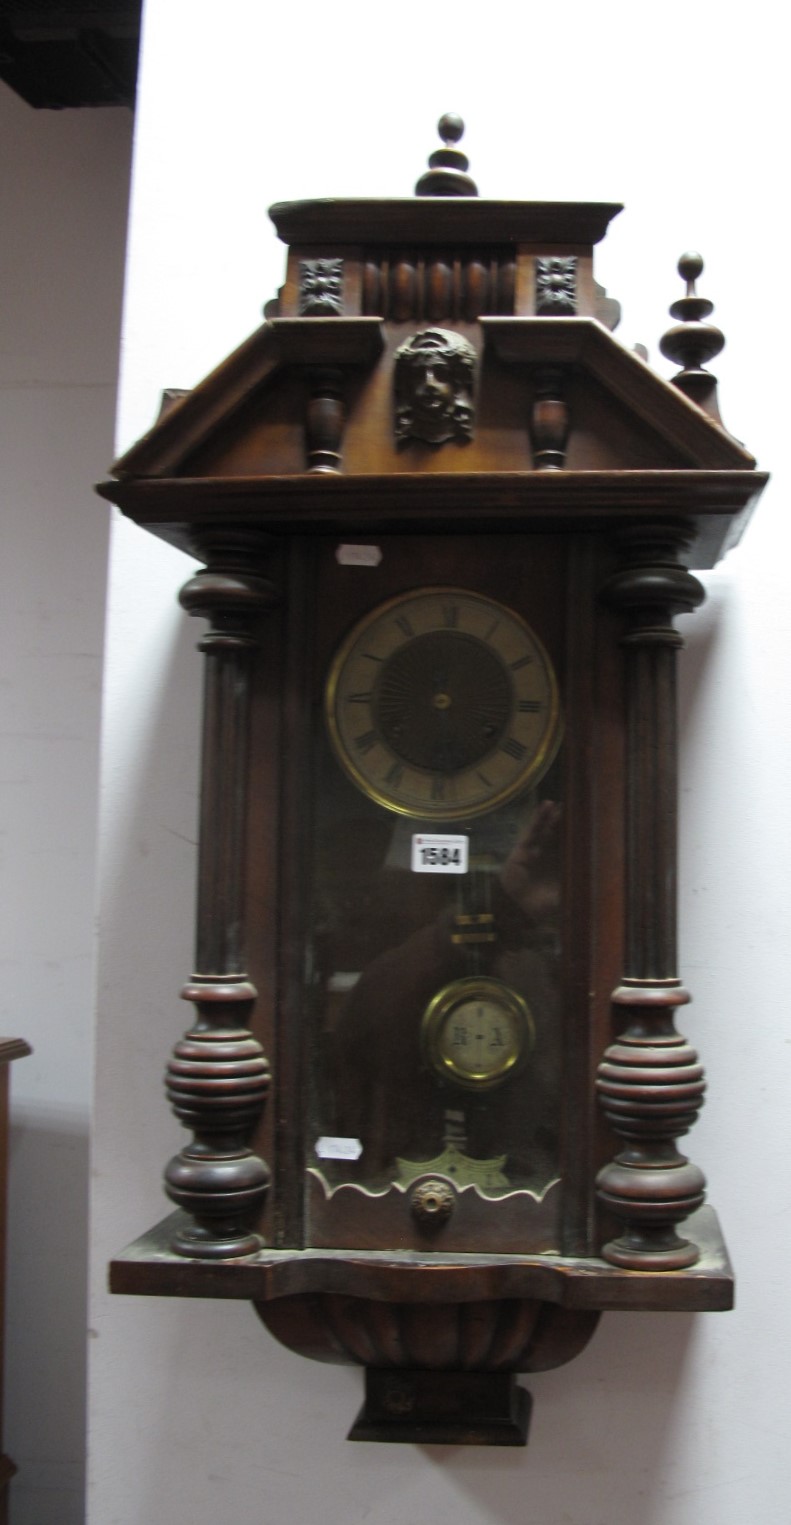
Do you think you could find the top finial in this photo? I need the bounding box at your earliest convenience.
[415,115,479,197]
[677,251,705,290]
[438,113,465,145]
[669,252,714,323]
[660,251,725,423]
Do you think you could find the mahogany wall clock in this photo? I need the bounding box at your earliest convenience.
[100,117,767,1445]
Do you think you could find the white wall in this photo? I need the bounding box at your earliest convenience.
[0,83,132,1524]
[91,3,790,1522]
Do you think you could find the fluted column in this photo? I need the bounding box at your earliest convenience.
[595,524,707,1269]
[163,530,275,1258]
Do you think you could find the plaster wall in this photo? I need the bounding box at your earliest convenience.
[0,83,132,1523]
[91,3,791,1522]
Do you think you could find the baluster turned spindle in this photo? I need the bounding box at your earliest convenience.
[163,531,275,1258]
[595,525,708,1270]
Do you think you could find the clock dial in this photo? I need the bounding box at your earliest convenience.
[325,588,560,820]
[421,976,535,1090]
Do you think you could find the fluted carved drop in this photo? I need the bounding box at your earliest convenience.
[257,1294,599,1375]
[362,251,516,321]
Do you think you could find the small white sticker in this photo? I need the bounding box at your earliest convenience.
[335,544,383,566]
[315,1136,363,1161]
[411,834,469,874]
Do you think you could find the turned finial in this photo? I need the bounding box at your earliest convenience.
[660,252,725,422]
[415,114,479,197]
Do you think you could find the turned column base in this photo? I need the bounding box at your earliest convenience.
[597,1150,706,1269]
[170,1221,262,1261]
[165,1144,270,1259]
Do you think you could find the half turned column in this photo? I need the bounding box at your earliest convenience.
[163,529,275,1258]
[595,524,707,1269]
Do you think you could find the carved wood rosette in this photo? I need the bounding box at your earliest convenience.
[163,531,276,1258]
[596,525,707,1269]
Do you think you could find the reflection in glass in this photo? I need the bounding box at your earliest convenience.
[304,738,563,1233]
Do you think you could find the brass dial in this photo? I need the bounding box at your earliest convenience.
[421,976,534,1090]
[325,588,560,821]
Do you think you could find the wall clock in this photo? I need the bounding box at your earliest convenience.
[100,116,767,1445]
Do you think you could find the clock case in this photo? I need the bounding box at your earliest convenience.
[100,126,767,1446]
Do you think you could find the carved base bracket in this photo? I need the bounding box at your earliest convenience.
[257,1292,599,1375]
[111,1207,733,1444]
[349,1369,531,1446]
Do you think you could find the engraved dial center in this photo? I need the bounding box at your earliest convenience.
[375,629,512,773]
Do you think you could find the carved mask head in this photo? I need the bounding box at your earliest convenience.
[394,328,476,445]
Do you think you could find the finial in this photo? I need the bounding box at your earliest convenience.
[415,114,479,197]
[660,252,725,423]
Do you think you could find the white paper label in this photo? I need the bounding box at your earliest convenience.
[335,544,382,566]
[315,1136,363,1161]
[411,834,469,874]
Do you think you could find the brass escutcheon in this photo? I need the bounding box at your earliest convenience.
[410,1177,455,1225]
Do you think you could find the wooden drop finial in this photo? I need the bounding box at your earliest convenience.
[415,114,479,197]
[660,251,725,422]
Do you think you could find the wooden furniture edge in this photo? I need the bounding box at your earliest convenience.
[110,1205,733,1312]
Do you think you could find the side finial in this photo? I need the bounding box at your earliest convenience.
[659,252,725,422]
[415,114,479,197]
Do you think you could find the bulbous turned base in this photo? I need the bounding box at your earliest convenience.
[599,1229,700,1272]
[596,1027,706,1143]
[596,1153,706,1270]
[170,1222,262,1260]
[165,1019,271,1137]
[165,1147,270,1259]
[163,999,272,1258]
[596,992,708,1270]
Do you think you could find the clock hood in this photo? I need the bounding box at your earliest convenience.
[99,116,766,571]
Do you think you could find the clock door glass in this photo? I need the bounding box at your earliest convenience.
[299,541,566,1253]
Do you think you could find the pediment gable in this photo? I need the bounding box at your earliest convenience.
[111,312,752,487]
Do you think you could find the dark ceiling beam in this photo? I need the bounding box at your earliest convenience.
[0,2,140,108]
